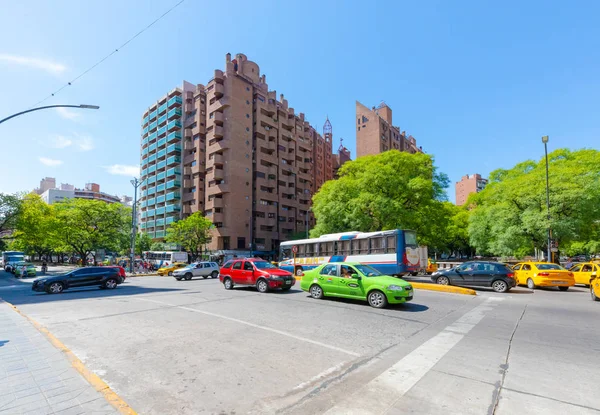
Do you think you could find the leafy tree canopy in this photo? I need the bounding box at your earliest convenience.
[468,148,600,257]
[165,212,212,258]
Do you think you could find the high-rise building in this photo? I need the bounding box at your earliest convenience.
[139,53,338,255]
[333,139,352,178]
[34,177,56,195]
[355,101,423,158]
[455,174,488,206]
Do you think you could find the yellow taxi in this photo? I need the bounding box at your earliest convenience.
[513,262,575,291]
[591,272,600,301]
[568,262,600,286]
[157,262,188,276]
[426,259,438,275]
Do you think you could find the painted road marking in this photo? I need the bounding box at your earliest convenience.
[324,298,501,414]
[136,297,360,357]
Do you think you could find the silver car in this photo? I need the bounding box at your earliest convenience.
[173,262,220,281]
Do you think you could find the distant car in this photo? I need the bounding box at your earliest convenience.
[32,267,123,294]
[15,263,36,278]
[157,262,188,276]
[299,262,412,308]
[173,262,220,280]
[432,261,516,293]
[513,262,575,290]
[590,272,600,301]
[219,258,295,293]
[568,263,600,287]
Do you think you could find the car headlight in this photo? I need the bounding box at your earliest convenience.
[387,285,405,291]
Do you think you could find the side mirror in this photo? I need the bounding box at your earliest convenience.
[352,274,361,280]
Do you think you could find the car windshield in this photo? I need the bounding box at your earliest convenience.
[253,261,276,269]
[353,264,383,277]
[537,264,565,270]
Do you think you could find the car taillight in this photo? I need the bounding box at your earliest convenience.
[568,272,574,277]
[538,272,549,277]
[506,273,514,278]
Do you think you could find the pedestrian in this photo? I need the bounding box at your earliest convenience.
[41,260,47,275]
[565,257,573,269]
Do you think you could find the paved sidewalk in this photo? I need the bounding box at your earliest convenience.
[0,301,118,415]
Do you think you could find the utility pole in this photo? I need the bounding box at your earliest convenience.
[542,135,551,262]
[130,178,144,273]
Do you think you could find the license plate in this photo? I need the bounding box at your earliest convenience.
[552,281,566,284]
[285,280,291,285]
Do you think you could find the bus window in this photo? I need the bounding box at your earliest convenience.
[386,235,397,253]
[370,237,384,254]
[305,243,314,257]
[322,242,333,256]
[280,247,292,260]
[404,231,417,247]
[314,243,320,256]
[358,239,369,254]
[339,240,351,255]
[298,244,306,255]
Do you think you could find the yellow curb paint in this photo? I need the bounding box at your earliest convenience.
[410,282,476,296]
[7,303,137,415]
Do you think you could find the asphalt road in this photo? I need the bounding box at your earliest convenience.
[1,270,598,415]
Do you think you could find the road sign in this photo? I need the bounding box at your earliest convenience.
[551,247,559,252]
[292,245,298,254]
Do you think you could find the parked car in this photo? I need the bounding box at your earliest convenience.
[432,261,516,293]
[173,262,220,280]
[300,262,412,308]
[219,258,295,293]
[15,263,36,278]
[568,262,600,286]
[32,267,123,294]
[513,262,575,290]
[106,266,127,280]
[157,262,188,276]
[590,272,599,301]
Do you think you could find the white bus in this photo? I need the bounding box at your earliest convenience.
[143,251,188,265]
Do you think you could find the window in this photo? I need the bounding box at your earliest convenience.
[370,237,384,254]
[570,264,582,272]
[582,264,593,272]
[232,261,242,270]
[321,242,334,256]
[320,264,337,276]
[246,127,250,132]
[386,235,397,253]
[237,237,246,249]
[243,261,254,271]
[246,100,250,105]
[536,263,564,270]
[513,264,522,271]
[246,114,250,118]
[339,240,351,255]
[522,264,531,271]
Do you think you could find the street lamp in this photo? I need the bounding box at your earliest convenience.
[542,135,551,262]
[0,104,100,125]
[129,177,145,273]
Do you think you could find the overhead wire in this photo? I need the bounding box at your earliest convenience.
[30,0,186,108]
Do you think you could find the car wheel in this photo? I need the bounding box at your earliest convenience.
[436,276,450,285]
[47,282,64,294]
[211,271,218,279]
[256,278,269,293]
[527,278,536,289]
[492,279,509,293]
[367,290,388,309]
[223,277,233,290]
[558,286,569,291]
[104,278,118,289]
[168,271,173,276]
[591,286,599,301]
[295,267,303,276]
[184,273,193,281]
[309,284,324,299]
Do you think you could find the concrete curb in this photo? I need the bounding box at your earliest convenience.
[410,282,477,295]
[126,273,159,277]
[5,301,138,415]
[293,277,476,295]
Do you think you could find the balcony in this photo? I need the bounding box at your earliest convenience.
[166,167,181,177]
[142,126,149,136]
[146,220,155,228]
[147,132,157,143]
[168,107,182,120]
[156,171,166,181]
[155,230,166,238]
[166,191,181,201]
[148,121,157,132]
[168,95,182,107]
[156,195,165,203]
[156,160,166,170]
[148,154,157,164]
[142,147,149,156]
[155,218,165,226]
[167,120,182,132]
[157,126,167,137]
[166,203,181,213]
[149,110,157,120]
[158,114,167,126]
[157,137,167,148]
[146,187,156,196]
[212,125,224,138]
[156,183,166,192]
[166,179,181,190]
[146,197,155,206]
[184,140,196,151]
[214,83,224,98]
[207,167,224,181]
[157,148,166,159]
[147,165,157,174]
[166,143,182,155]
[182,192,195,203]
[206,183,230,196]
[142,116,149,126]
[167,131,182,144]
[207,138,230,153]
[207,197,224,209]
[213,111,224,125]
[211,212,224,223]
[158,103,167,115]
[166,156,181,166]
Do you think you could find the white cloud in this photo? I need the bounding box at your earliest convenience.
[0,54,66,75]
[39,157,63,167]
[47,134,73,149]
[55,107,80,120]
[103,164,139,177]
[74,133,94,151]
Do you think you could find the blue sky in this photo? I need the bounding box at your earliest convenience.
[1,0,599,202]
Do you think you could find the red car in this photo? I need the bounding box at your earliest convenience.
[106,266,127,280]
[219,258,295,293]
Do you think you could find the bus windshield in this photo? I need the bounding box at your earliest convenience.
[404,231,417,247]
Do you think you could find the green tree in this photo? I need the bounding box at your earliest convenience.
[0,192,22,250]
[165,212,212,259]
[136,232,152,255]
[468,148,600,257]
[150,242,167,251]
[310,150,451,250]
[12,194,58,260]
[54,199,131,265]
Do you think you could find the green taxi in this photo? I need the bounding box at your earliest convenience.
[15,263,37,278]
[299,262,413,308]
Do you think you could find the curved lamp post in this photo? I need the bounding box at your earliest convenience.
[0,104,100,125]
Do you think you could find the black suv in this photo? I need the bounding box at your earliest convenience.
[431,261,516,293]
[32,267,124,294]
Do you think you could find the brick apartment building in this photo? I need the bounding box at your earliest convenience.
[139,53,345,256]
[355,101,422,158]
[455,174,488,206]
